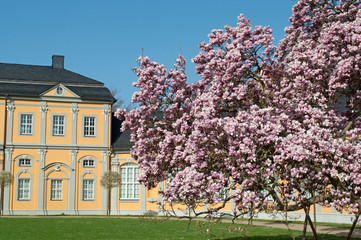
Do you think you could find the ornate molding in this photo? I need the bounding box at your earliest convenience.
[70,150,78,156]
[40,106,48,113]
[38,149,47,156]
[6,104,14,118]
[101,151,109,158]
[70,150,77,165]
[55,164,61,171]
[5,148,13,155]
[71,107,78,120]
[102,109,110,122]
[40,106,48,119]
[6,104,14,112]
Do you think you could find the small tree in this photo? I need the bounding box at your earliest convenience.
[100,172,121,216]
[0,171,12,216]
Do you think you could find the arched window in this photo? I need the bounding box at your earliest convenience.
[81,170,96,201]
[16,169,33,201]
[119,162,139,200]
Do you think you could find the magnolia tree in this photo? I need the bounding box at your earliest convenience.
[116,0,361,238]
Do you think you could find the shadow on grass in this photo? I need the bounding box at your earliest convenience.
[218,234,361,240]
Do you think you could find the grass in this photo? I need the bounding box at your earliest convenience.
[232,217,360,229]
[0,217,359,240]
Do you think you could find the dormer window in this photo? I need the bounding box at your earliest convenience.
[55,86,64,96]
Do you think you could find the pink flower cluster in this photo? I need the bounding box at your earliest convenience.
[117,0,361,216]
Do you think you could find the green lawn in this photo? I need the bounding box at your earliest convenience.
[0,217,359,240]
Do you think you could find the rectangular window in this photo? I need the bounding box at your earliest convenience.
[19,158,31,167]
[120,164,139,199]
[83,159,95,168]
[18,179,30,200]
[20,114,33,135]
[51,180,62,200]
[53,115,65,136]
[83,179,94,200]
[83,116,95,137]
[217,187,230,200]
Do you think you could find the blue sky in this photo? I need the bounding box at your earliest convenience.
[0,0,295,107]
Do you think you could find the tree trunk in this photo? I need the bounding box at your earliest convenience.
[302,209,308,240]
[107,187,110,217]
[347,211,360,240]
[0,186,4,217]
[305,207,319,240]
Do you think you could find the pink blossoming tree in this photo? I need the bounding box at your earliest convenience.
[115,0,361,238]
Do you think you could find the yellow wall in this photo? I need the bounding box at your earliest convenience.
[77,103,104,146]
[76,150,104,210]
[5,97,111,213]
[45,171,68,210]
[10,149,39,211]
[46,102,72,145]
[12,101,41,144]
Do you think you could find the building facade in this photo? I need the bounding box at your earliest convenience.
[0,56,114,215]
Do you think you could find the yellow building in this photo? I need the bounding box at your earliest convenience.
[0,55,116,215]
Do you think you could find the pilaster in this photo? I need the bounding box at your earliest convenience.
[102,105,110,147]
[101,151,109,212]
[6,101,14,144]
[3,147,13,214]
[39,102,47,145]
[111,157,118,213]
[37,149,46,211]
[69,150,77,212]
[71,104,78,145]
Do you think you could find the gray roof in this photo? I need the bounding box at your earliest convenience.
[0,60,115,102]
[0,63,102,85]
[111,116,134,152]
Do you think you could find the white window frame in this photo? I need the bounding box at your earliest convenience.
[83,115,97,137]
[120,163,139,200]
[81,156,97,168]
[19,113,34,135]
[51,180,62,200]
[18,178,31,201]
[52,114,66,136]
[82,179,95,201]
[19,158,31,167]
[55,86,64,96]
[83,159,95,168]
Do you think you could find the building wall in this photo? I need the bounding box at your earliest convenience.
[2,95,111,215]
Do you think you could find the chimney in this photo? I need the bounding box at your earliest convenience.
[52,55,64,69]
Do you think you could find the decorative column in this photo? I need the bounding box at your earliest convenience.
[102,106,110,147]
[101,151,109,213]
[111,157,118,214]
[69,150,77,213]
[70,104,78,145]
[6,101,14,144]
[3,148,13,214]
[39,102,47,145]
[37,149,46,213]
